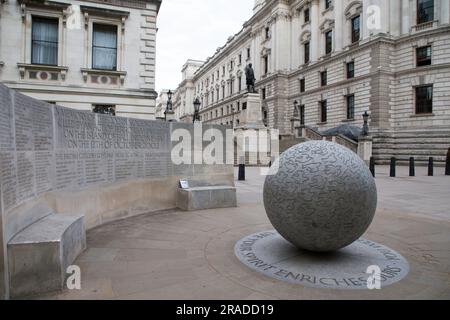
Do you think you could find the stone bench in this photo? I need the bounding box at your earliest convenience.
[176,180,237,211]
[7,213,86,298]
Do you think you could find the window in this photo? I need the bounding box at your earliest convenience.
[93,105,116,116]
[304,42,310,64]
[325,0,332,10]
[222,65,225,75]
[239,54,242,64]
[304,8,310,23]
[351,16,360,43]
[415,85,433,114]
[265,27,270,39]
[417,0,434,24]
[416,46,432,66]
[320,100,327,123]
[300,78,305,93]
[262,88,266,100]
[247,48,251,59]
[347,61,355,79]
[347,94,355,120]
[263,55,269,75]
[93,24,117,71]
[321,71,327,86]
[32,17,59,66]
[325,30,333,54]
[238,76,242,91]
[212,74,215,82]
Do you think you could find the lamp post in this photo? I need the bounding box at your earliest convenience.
[164,90,174,122]
[293,100,301,137]
[193,98,201,123]
[231,105,235,128]
[293,100,300,119]
[362,111,370,136]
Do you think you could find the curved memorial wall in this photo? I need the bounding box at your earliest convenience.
[0,84,234,298]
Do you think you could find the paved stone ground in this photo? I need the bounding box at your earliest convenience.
[41,166,450,300]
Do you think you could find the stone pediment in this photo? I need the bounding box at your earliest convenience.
[260,47,272,56]
[319,19,335,32]
[344,1,363,19]
[300,30,311,44]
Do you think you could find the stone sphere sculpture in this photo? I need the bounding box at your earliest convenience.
[263,141,377,252]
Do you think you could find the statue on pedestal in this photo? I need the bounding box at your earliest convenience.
[245,63,256,93]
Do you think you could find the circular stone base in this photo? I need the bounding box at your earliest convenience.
[235,231,410,290]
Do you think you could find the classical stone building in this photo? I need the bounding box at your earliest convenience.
[155,89,169,119]
[0,0,161,119]
[172,0,450,163]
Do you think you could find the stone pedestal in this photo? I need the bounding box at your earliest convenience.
[165,110,176,122]
[291,118,300,138]
[358,136,373,166]
[235,93,265,130]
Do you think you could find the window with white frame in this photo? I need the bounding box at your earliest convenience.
[31,17,59,66]
[92,24,118,71]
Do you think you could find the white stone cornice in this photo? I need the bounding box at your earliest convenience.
[294,0,312,12]
[300,30,311,44]
[319,18,335,32]
[260,47,272,56]
[344,0,363,20]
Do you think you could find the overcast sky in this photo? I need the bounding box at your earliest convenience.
[155,0,254,95]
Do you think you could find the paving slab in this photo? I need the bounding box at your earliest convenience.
[37,167,450,300]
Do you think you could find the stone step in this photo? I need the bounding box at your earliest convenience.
[8,214,86,298]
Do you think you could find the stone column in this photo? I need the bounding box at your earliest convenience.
[362,0,371,39]
[334,0,343,52]
[401,0,410,34]
[310,0,320,62]
[441,0,450,24]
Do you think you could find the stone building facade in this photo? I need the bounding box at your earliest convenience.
[0,0,161,119]
[173,0,450,163]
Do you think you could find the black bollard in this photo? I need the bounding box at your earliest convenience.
[238,164,246,181]
[409,157,415,177]
[428,157,434,177]
[446,148,450,176]
[390,157,396,178]
[370,157,375,178]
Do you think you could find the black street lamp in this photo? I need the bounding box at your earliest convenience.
[293,100,300,118]
[164,90,174,121]
[193,98,201,123]
[362,111,370,136]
